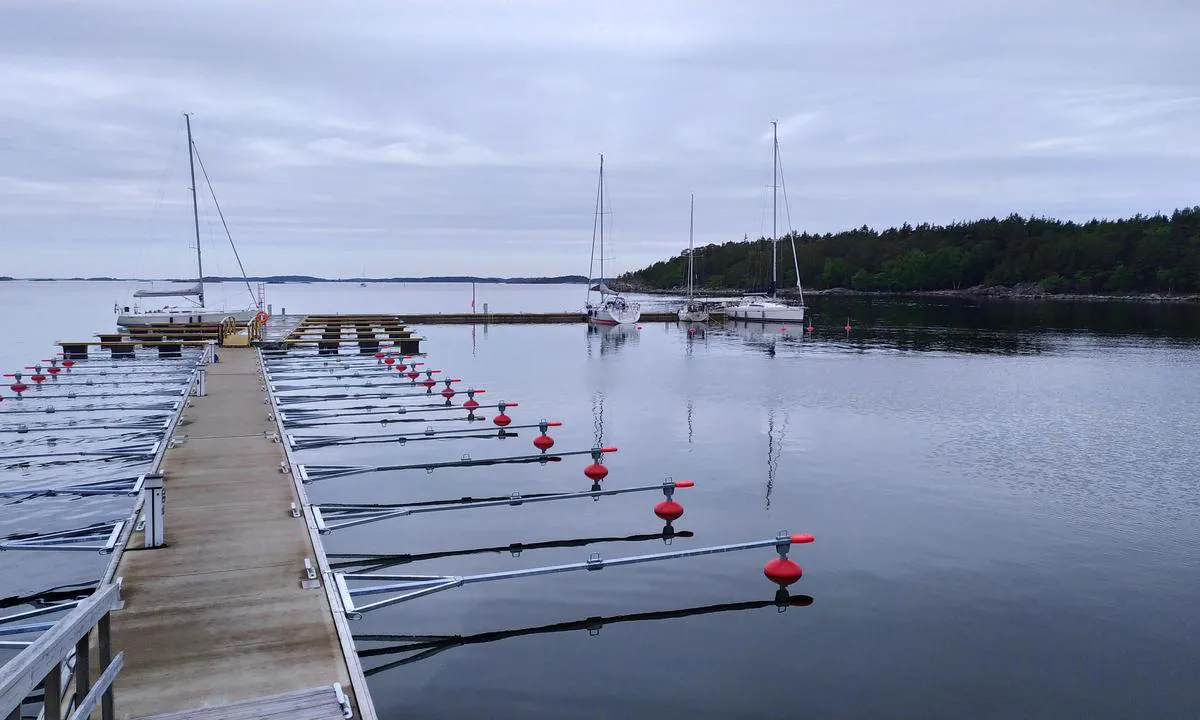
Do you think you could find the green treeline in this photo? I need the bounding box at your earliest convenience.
[621,208,1200,294]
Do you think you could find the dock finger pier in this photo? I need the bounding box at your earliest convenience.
[1,313,814,719]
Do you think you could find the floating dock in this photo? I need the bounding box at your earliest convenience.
[106,348,364,719]
[2,312,811,720]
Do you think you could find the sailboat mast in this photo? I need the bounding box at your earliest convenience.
[771,120,778,295]
[687,193,695,298]
[185,113,205,307]
[598,154,605,294]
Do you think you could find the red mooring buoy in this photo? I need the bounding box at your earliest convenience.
[31,375,47,384]
[533,434,555,451]
[493,413,511,427]
[384,357,395,365]
[374,352,384,359]
[654,499,684,522]
[62,360,75,368]
[463,399,480,410]
[584,463,609,481]
[11,383,28,394]
[763,558,803,587]
[441,387,455,398]
[47,366,61,375]
[807,323,814,333]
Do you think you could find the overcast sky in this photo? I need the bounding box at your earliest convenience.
[1,0,1198,279]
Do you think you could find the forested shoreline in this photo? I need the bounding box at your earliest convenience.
[620,208,1200,296]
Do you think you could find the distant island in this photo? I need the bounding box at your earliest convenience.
[5,275,590,284]
[620,208,1200,297]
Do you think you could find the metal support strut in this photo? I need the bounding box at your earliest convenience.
[313,478,695,533]
[335,530,814,618]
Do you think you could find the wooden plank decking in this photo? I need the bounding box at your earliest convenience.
[135,685,347,720]
[107,348,355,719]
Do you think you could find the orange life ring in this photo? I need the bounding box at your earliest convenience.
[255,310,269,324]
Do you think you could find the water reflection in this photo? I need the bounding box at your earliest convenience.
[765,409,788,509]
[592,391,605,447]
[809,296,1200,339]
[703,298,1200,355]
[586,324,639,356]
[356,590,814,676]
[328,525,693,574]
[804,296,1200,353]
[686,400,694,445]
[719,320,807,357]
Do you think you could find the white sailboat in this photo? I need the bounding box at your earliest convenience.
[677,193,709,323]
[727,121,806,323]
[116,113,258,328]
[585,154,641,326]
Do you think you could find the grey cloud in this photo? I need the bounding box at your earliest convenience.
[1,0,1198,278]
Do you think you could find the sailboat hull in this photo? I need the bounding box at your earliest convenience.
[726,301,805,323]
[118,309,257,327]
[587,300,641,326]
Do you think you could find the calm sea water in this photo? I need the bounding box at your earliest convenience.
[3,281,1200,719]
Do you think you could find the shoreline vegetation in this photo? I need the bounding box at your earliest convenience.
[626,284,1200,304]
[620,208,1200,302]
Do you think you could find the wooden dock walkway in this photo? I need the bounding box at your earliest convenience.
[107,348,359,719]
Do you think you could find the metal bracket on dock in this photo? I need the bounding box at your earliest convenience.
[333,682,354,719]
[289,502,301,518]
[142,474,165,548]
[301,558,321,590]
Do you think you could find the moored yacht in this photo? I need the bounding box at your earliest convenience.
[677,194,710,323]
[585,154,641,326]
[727,121,806,323]
[116,113,259,328]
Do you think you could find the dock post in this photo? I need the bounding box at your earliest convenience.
[99,614,114,720]
[195,365,207,397]
[43,662,61,720]
[142,474,165,548]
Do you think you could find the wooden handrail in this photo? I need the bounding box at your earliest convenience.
[1,583,123,720]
